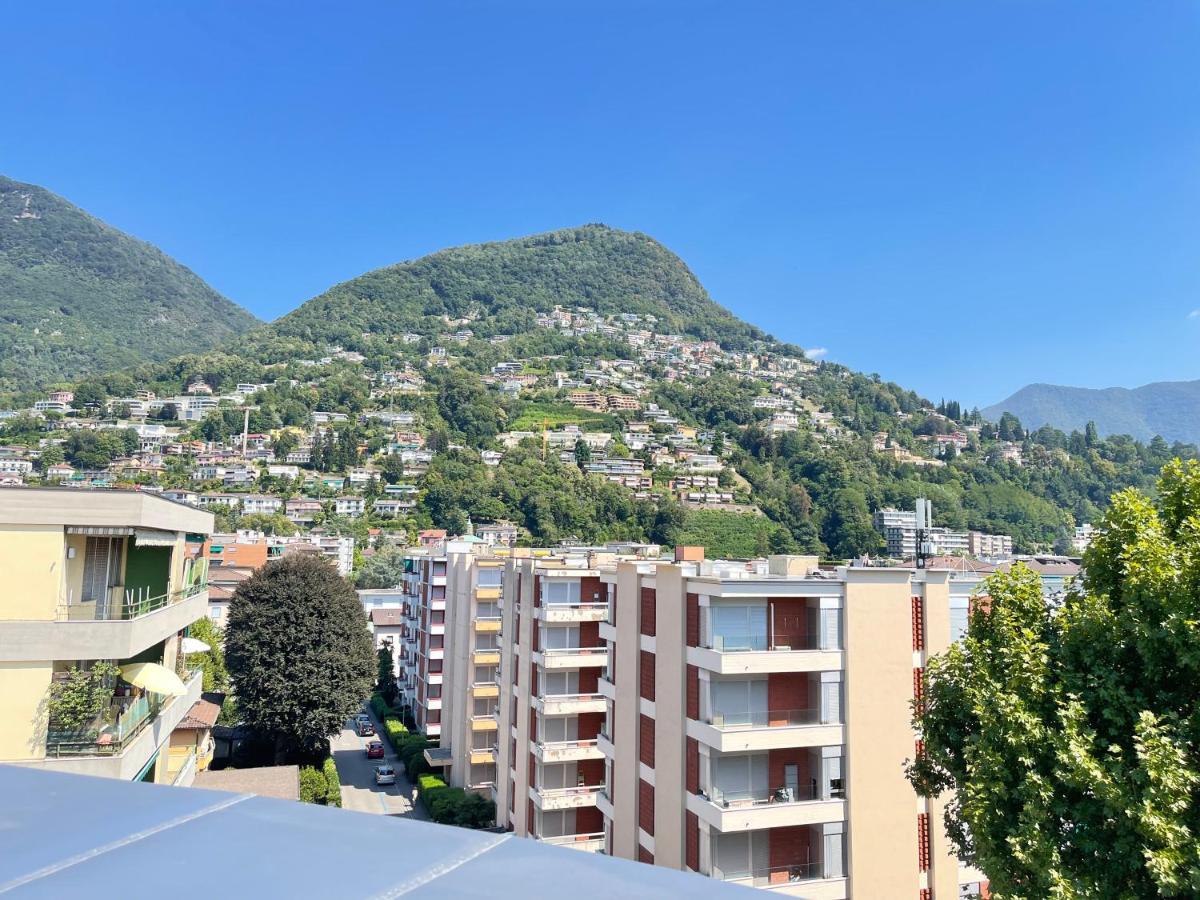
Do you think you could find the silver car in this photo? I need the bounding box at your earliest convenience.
[374,765,396,786]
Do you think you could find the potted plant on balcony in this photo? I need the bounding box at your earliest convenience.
[47,662,120,737]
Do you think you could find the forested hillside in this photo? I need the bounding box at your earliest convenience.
[22,225,1196,558]
[0,175,259,396]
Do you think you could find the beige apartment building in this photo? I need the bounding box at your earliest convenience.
[489,547,991,899]
[0,487,212,784]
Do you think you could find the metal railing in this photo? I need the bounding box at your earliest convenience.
[56,579,209,623]
[540,647,607,659]
[536,784,605,799]
[705,708,835,729]
[711,862,829,886]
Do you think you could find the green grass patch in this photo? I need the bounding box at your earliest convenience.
[510,400,617,432]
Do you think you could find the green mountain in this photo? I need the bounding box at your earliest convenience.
[250,224,776,358]
[983,380,1200,445]
[34,223,1197,557]
[0,175,259,396]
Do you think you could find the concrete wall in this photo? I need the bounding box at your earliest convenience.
[844,568,919,899]
[0,661,52,759]
[0,524,64,620]
[652,564,685,868]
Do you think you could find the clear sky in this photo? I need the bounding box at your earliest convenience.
[4,2,1198,407]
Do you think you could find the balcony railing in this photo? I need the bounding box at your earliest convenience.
[703,631,832,652]
[536,739,602,761]
[538,602,609,622]
[56,581,209,622]
[700,781,838,808]
[45,670,199,757]
[539,647,607,663]
[537,832,606,853]
[711,862,830,886]
[540,692,606,715]
[704,708,830,729]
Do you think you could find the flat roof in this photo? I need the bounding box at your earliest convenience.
[0,486,213,534]
[0,766,746,898]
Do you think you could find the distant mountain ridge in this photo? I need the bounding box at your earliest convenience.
[983,379,1200,445]
[0,175,260,395]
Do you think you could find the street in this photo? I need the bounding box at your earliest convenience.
[330,704,428,819]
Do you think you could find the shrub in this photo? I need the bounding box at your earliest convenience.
[414,773,495,828]
[370,692,400,720]
[298,765,328,805]
[323,757,342,808]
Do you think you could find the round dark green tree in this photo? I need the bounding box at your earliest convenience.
[226,554,374,760]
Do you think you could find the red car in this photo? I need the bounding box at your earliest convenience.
[366,740,385,759]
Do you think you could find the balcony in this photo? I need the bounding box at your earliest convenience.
[470,746,497,765]
[471,682,499,699]
[474,585,502,601]
[688,632,842,675]
[688,785,846,832]
[3,582,210,662]
[687,708,843,752]
[535,693,607,716]
[711,863,846,897]
[32,670,203,781]
[534,647,608,670]
[535,832,606,854]
[533,739,604,763]
[474,617,502,634]
[473,648,501,666]
[597,675,615,701]
[471,715,498,732]
[535,603,609,624]
[530,784,604,811]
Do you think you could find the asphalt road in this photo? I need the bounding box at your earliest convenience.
[330,705,427,819]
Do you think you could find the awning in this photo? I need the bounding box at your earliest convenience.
[120,663,187,697]
[180,637,211,654]
[66,526,134,536]
[134,528,176,547]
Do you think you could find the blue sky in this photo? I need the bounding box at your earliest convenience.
[4,1,1199,407]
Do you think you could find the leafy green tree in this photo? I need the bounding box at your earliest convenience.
[909,459,1200,898]
[376,643,398,705]
[225,555,375,759]
[47,662,120,732]
[272,430,299,459]
[186,617,230,693]
[573,439,592,469]
[237,512,298,536]
[70,382,107,411]
[381,453,406,483]
[355,547,407,589]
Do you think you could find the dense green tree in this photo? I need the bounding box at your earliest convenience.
[573,439,592,469]
[909,460,1200,898]
[237,512,298,536]
[225,556,375,759]
[355,547,407,589]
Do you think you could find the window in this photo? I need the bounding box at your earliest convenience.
[709,603,767,651]
[823,823,845,878]
[477,568,502,587]
[950,598,969,643]
[712,830,769,881]
[711,752,768,804]
[819,672,842,724]
[81,536,122,605]
[544,580,581,605]
[819,605,842,650]
[710,679,767,727]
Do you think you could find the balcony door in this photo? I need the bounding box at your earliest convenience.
[709,603,767,651]
[81,536,123,615]
[712,752,767,805]
[710,678,767,727]
[541,625,579,650]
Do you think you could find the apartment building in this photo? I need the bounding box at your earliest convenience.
[426,546,506,792]
[490,547,990,899]
[966,531,1013,558]
[395,548,449,737]
[494,553,613,855]
[0,488,212,785]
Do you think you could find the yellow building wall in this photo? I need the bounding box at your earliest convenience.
[0,524,65,620]
[844,570,920,899]
[0,661,52,759]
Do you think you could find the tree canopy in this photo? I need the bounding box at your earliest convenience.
[909,459,1200,898]
[225,555,374,759]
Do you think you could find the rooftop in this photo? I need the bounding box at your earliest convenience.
[0,766,744,897]
[191,764,300,800]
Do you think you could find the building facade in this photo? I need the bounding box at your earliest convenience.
[0,488,213,785]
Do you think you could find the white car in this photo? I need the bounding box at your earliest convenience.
[374,765,396,786]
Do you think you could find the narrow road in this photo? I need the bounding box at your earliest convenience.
[330,704,427,819]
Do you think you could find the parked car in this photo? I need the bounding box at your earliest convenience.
[356,719,375,736]
[366,740,385,759]
[374,765,396,786]
[354,713,371,725]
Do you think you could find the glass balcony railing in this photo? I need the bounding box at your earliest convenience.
[704,631,829,652]
[712,862,831,886]
[704,708,831,729]
[700,782,827,807]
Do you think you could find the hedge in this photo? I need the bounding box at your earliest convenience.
[416,774,495,828]
[323,757,342,808]
[370,692,400,720]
